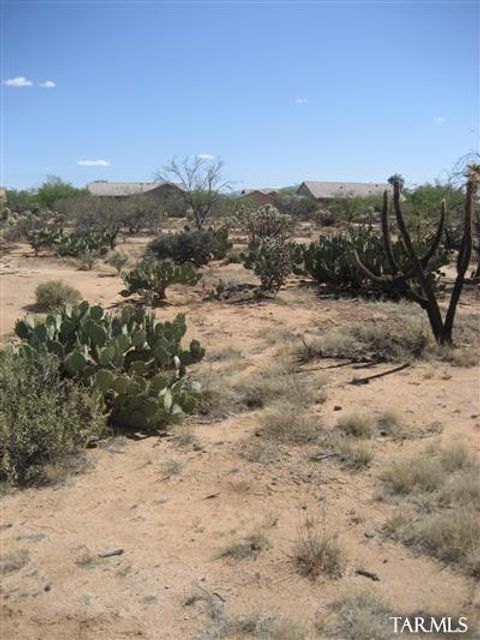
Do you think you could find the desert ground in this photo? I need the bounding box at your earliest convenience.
[1,227,479,640]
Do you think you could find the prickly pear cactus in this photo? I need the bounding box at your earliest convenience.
[121,256,201,303]
[14,302,205,431]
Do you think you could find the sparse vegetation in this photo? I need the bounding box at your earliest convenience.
[382,443,480,572]
[217,530,270,561]
[260,401,321,444]
[34,280,82,311]
[0,548,30,574]
[325,591,396,640]
[335,412,374,438]
[106,250,129,274]
[292,520,345,580]
[0,350,107,485]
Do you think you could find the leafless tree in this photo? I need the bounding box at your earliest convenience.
[155,156,230,229]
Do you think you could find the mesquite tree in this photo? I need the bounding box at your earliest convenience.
[353,166,479,345]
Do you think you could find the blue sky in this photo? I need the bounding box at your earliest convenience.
[3,0,479,190]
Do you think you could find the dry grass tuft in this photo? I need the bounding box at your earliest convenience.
[237,439,282,465]
[173,425,199,449]
[257,327,298,345]
[292,521,345,580]
[217,530,271,561]
[0,548,30,574]
[376,410,404,437]
[238,366,323,410]
[382,442,475,497]
[336,412,374,438]
[260,401,322,444]
[161,458,183,478]
[336,437,375,470]
[382,442,480,572]
[325,591,395,640]
[386,508,480,570]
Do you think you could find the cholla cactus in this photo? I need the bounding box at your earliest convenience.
[237,204,293,243]
[251,238,292,293]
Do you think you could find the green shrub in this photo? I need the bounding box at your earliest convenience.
[14,302,204,431]
[0,351,106,485]
[35,280,82,311]
[147,226,232,266]
[105,250,129,274]
[120,256,200,303]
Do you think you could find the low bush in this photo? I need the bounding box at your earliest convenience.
[34,280,82,311]
[106,250,129,274]
[148,227,232,266]
[0,351,106,485]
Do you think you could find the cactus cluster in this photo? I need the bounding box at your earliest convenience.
[120,256,201,303]
[292,230,447,296]
[26,227,110,258]
[14,302,205,430]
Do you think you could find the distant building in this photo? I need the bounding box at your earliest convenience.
[296,181,391,202]
[87,181,185,201]
[0,187,6,207]
[239,188,277,207]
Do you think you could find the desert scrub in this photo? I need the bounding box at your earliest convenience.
[325,591,396,640]
[34,280,82,311]
[292,520,345,580]
[0,350,106,485]
[105,250,129,274]
[335,412,374,438]
[260,401,321,444]
[381,443,476,498]
[238,365,325,410]
[217,530,271,561]
[382,443,480,572]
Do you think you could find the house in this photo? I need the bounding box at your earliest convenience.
[87,181,185,201]
[239,188,277,207]
[296,181,391,202]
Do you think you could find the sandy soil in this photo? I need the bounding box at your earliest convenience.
[1,237,479,639]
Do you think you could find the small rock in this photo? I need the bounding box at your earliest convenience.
[44,583,52,592]
[364,529,376,539]
[333,405,342,411]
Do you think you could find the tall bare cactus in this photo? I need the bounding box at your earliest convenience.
[354,166,479,345]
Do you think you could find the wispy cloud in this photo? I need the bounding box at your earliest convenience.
[434,116,446,125]
[198,153,215,160]
[77,159,110,167]
[4,76,33,87]
[39,80,56,88]
[296,97,308,104]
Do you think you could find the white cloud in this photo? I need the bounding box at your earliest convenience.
[77,159,110,167]
[434,116,446,125]
[4,76,33,87]
[198,153,215,160]
[39,80,56,88]
[296,97,308,104]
